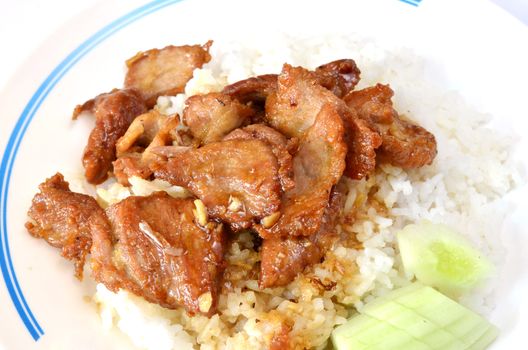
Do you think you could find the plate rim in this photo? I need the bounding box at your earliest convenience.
[1,0,526,346]
[0,0,183,341]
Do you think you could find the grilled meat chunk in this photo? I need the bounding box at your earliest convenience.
[73,89,147,184]
[259,189,343,288]
[344,84,437,168]
[114,112,181,185]
[124,42,212,107]
[224,124,295,191]
[222,74,278,105]
[255,104,346,239]
[315,58,361,98]
[91,192,225,315]
[265,64,381,180]
[183,92,254,144]
[152,139,282,231]
[25,173,106,279]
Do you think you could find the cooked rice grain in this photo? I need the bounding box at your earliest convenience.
[93,34,522,350]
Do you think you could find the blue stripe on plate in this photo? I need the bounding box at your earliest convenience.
[0,0,183,341]
[399,0,422,7]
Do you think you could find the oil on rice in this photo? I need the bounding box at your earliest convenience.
[91,34,522,350]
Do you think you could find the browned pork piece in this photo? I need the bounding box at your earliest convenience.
[25,173,107,279]
[315,58,361,98]
[344,84,437,168]
[73,89,147,184]
[259,189,343,288]
[380,116,437,168]
[222,74,278,105]
[183,92,254,144]
[115,109,168,157]
[255,104,346,240]
[260,235,322,289]
[269,323,292,350]
[344,83,395,125]
[265,64,381,180]
[265,64,332,138]
[142,115,182,156]
[113,154,152,184]
[224,124,296,192]
[152,139,282,231]
[222,59,359,106]
[124,41,212,107]
[344,110,382,180]
[113,110,181,185]
[91,192,225,315]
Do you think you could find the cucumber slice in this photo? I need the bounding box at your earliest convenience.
[363,299,454,349]
[396,221,494,297]
[467,324,499,350]
[444,312,490,346]
[331,283,498,350]
[395,284,459,326]
[362,283,424,311]
[331,313,373,349]
[354,316,402,345]
[368,326,429,350]
[332,313,379,338]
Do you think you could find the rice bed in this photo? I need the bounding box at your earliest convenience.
[90,34,521,350]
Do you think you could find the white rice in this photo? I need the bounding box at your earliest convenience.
[90,34,522,349]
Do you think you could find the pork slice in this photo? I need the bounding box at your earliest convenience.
[378,116,437,168]
[315,58,361,98]
[265,64,380,180]
[115,109,167,157]
[152,139,282,231]
[91,191,225,315]
[114,113,181,185]
[265,64,330,138]
[25,173,106,279]
[259,189,343,288]
[73,89,147,184]
[124,41,212,107]
[222,74,278,105]
[343,83,396,125]
[224,124,295,192]
[255,104,346,239]
[222,58,359,105]
[183,92,254,144]
[269,323,292,350]
[344,84,437,169]
[113,153,152,185]
[342,111,382,180]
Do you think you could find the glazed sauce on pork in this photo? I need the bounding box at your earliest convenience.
[26,41,437,348]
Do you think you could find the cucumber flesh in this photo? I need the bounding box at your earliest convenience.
[395,284,460,326]
[331,283,498,350]
[331,313,373,350]
[396,221,494,297]
[368,326,428,350]
[467,324,499,350]
[332,313,379,338]
[444,312,490,346]
[354,316,402,345]
[362,294,443,342]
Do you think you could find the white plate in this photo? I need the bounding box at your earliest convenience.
[1,0,527,348]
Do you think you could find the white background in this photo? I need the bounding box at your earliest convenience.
[0,0,526,94]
